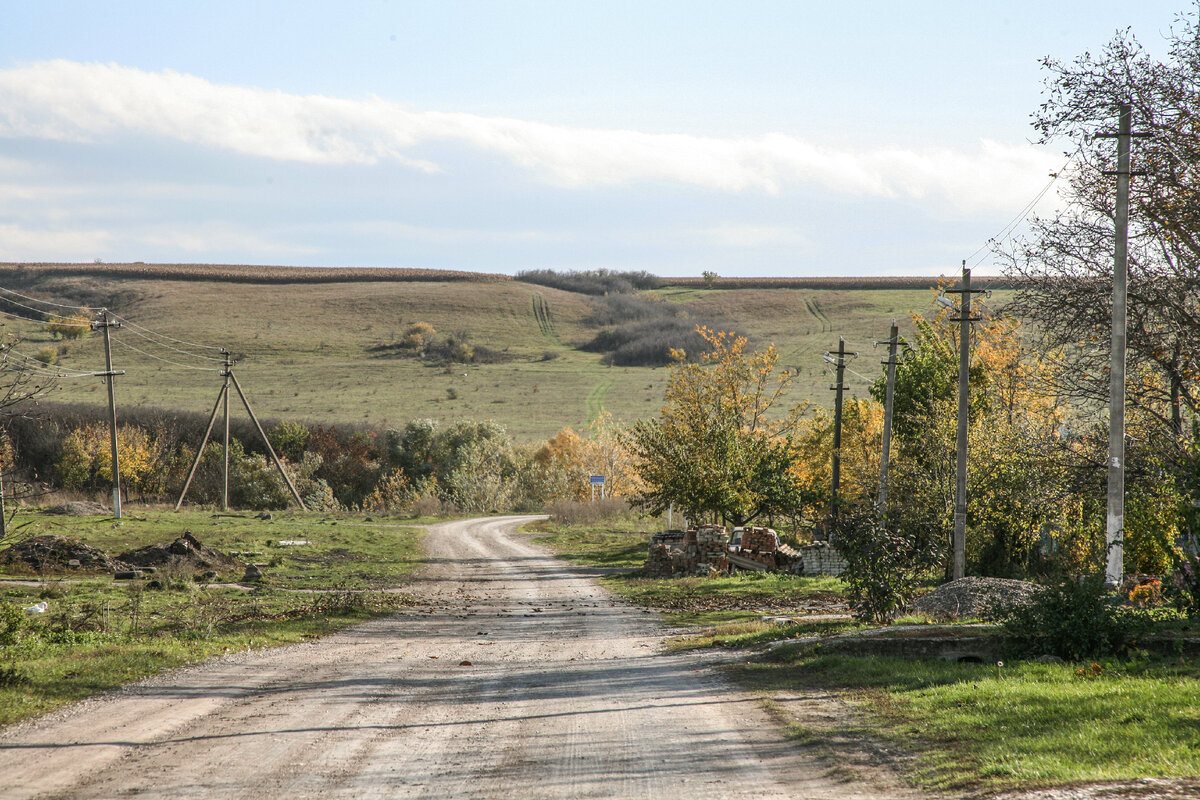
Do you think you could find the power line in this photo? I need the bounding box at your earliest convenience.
[111,336,222,371]
[0,307,89,328]
[107,312,226,352]
[2,348,96,379]
[0,286,97,312]
[964,145,1082,268]
[117,325,228,363]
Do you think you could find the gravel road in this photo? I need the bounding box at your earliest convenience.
[0,515,915,799]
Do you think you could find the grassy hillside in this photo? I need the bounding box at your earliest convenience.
[0,264,1000,441]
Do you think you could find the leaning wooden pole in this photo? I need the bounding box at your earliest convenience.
[228,371,307,510]
[175,384,228,510]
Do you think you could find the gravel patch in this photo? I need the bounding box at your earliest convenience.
[911,576,1041,620]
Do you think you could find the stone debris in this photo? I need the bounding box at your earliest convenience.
[911,576,1040,620]
[119,531,244,578]
[0,535,131,573]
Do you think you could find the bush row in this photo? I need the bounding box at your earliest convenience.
[516,269,660,295]
[2,406,613,515]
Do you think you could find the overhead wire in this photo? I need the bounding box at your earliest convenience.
[107,312,227,352]
[111,335,222,371]
[1,348,97,379]
[117,325,228,363]
[0,307,88,328]
[963,144,1083,268]
[0,286,97,313]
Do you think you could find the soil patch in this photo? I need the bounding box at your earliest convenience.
[0,535,130,574]
[119,532,243,577]
[912,576,1040,619]
[42,501,110,517]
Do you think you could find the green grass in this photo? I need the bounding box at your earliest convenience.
[729,649,1200,793]
[665,617,863,651]
[0,508,425,725]
[5,509,427,589]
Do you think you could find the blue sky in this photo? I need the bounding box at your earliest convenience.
[0,1,1190,276]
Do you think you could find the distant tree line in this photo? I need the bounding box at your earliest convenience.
[516,268,660,295]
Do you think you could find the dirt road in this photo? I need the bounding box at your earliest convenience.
[0,516,914,799]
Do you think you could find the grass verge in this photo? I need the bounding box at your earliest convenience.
[0,508,425,726]
[728,646,1200,793]
[528,516,850,650]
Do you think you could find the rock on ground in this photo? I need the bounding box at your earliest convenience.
[911,576,1040,619]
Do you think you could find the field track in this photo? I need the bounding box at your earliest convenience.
[0,516,917,800]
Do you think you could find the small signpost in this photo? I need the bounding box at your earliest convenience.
[589,475,606,501]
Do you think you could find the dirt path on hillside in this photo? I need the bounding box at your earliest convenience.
[0,516,918,800]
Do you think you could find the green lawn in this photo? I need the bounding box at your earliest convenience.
[729,646,1200,793]
[0,508,425,725]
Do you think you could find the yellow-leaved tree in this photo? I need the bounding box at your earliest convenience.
[625,327,810,525]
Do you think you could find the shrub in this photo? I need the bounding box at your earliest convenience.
[991,575,1156,661]
[1164,552,1200,617]
[583,319,724,366]
[268,420,310,462]
[517,268,660,295]
[34,347,57,365]
[835,512,945,624]
[44,313,91,340]
[547,497,635,525]
[401,321,436,349]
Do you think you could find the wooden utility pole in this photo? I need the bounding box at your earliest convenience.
[176,359,307,511]
[943,264,985,581]
[1096,101,1145,585]
[93,311,124,519]
[825,338,855,533]
[877,320,900,514]
[227,371,307,510]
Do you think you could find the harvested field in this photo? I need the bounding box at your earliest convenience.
[0,262,510,284]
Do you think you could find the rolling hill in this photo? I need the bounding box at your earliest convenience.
[0,263,1004,441]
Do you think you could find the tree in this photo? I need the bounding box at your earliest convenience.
[625,327,805,525]
[43,313,90,340]
[867,309,1080,577]
[1002,19,1200,446]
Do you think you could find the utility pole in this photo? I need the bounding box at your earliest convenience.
[1095,101,1146,585]
[824,338,856,536]
[222,350,232,511]
[92,311,124,519]
[942,264,985,580]
[176,358,308,511]
[877,320,900,514]
[0,449,6,541]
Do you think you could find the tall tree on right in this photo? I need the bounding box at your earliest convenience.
[1001,17,1200,477]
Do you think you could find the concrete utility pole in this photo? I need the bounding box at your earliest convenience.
[942,264,985,581]
[877,321,900,514]
[93,311,124,519]
[222,350,232,511]
[825,338,856,535]
[1095,101,1146,585]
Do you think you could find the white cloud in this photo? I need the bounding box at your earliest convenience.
[697,223,812,248]
[0,60,1059,212]
[0,223,114,259]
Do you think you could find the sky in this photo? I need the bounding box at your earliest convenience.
[0,1,1191,277]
